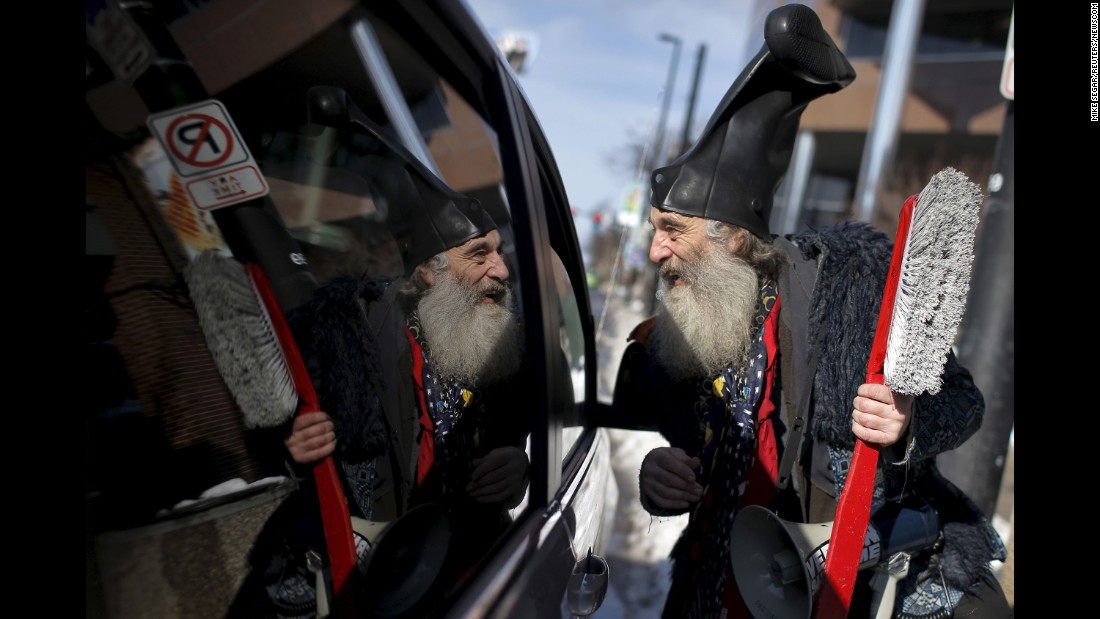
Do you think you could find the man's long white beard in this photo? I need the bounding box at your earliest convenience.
[417,271,524,386]
[651,242,760,382]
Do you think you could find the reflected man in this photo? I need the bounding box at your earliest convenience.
[277,151,532,614]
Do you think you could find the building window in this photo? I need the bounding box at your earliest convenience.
[841,8,1011,62]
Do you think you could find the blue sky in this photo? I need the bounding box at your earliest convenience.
[463,0,761,230]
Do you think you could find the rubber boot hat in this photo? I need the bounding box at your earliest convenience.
[367,150,498,276]
[650,3,855,239]
[306,85,498,275]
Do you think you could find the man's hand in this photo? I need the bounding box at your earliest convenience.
[285,411,336,464]
[467,446,529,508]
[640,447,703,511]
[851,383,913,447]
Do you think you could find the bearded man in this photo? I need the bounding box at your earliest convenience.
[613,5,1011,619]
[247,139,531,618]
[407,240,524,391]
[285,223,529,518]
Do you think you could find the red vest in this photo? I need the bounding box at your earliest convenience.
[405,325,435,487]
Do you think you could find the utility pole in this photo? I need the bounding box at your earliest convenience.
[677,44,707,157]
[853,0,926,223]
[645,41,704,315]
[636,33,681,313]
[938,101,1013,518]
[650,34,682,171]
[938,10,1015,519]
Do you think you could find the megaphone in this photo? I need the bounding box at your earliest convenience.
[730,499,940,619]
[310,503,452,619]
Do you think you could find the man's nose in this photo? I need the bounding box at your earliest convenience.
[488,253,509,281]
[649,232,671,263]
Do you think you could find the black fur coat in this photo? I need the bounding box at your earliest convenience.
[789,223,1005,594]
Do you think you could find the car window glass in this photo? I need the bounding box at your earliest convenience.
[552,249,587,463]
[87,3,543,618]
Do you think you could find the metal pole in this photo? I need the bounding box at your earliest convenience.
[351,18,442,177]
[650,33,682,171]
[638,34,681,314]
[937,100,1014,518]
[677,43,707,157]
[852,0,926,223]
[779,131,816,235]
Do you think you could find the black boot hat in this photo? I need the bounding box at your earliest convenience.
[650,3,855,239]
[362,151,498,276]
[306,86,498,276]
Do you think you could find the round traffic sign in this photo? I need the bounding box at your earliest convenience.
[164,113,235,168]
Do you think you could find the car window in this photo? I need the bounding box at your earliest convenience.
[86,2,581,618]
[521,93,597,466]
[552,249,587,462]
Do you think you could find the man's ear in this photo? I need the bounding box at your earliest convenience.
[415,263,435,287]
[726,226,747,256]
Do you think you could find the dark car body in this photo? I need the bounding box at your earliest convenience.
[86,1,626,618]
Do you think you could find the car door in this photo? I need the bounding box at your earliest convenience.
[86,1,615,618]
[439,53,618,618]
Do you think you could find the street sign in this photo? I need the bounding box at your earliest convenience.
[149,101,251,177]
[147,100,269,210]
[1000,9,1014,100]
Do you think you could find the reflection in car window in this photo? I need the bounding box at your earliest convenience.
[263,109,534,615]
[229,9,534,615]
[553,249,587,463]
[87,3,545,618]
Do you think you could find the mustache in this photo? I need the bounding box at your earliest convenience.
[417,272,522,385]
[479,279,508,295]
[477,279,510,304]
[658,259,681,281]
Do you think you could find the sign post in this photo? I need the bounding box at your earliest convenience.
[938,6,1015,550]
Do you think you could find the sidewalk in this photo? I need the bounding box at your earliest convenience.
[591,289,681,619]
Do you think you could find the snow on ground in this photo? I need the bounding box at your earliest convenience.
[591,429,687,619]
[589,287,686,618]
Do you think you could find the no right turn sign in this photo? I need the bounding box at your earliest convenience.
[148,101,251,178]
[147,100,269,210]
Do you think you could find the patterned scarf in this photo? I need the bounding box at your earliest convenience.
[406,310,478,499]
[670,281,778,619]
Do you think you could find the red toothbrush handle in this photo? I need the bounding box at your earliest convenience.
[813,195,916,619]
[247,264,359,619]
